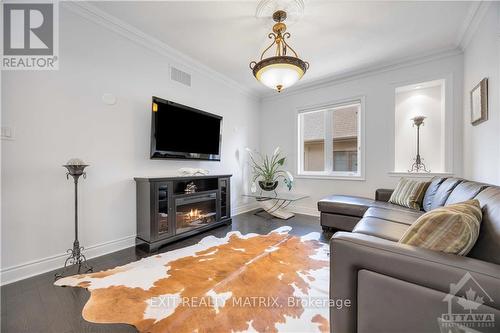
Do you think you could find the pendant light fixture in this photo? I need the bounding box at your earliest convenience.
[250,10,309,93]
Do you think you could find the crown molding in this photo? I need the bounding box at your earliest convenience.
[455,1,480,48]
[456,1,493,50]
[261,47,463,101]
[62,1,260,100]
[62,1,493,102]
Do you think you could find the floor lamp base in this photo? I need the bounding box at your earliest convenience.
[408,155,430,173]
[54,240,93,280]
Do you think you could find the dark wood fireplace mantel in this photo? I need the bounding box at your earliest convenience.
[134,174,231,252]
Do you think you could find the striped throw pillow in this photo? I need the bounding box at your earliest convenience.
[389,178,430,210]
[399,199,482,255]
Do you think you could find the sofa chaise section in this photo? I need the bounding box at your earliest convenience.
[318,193,423,232]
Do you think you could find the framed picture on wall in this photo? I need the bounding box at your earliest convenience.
[470,78,488,126]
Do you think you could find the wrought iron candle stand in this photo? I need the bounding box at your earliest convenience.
[55,159,93,280]
[408,116,430,173]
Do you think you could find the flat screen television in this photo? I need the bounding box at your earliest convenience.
[150,96,222,161]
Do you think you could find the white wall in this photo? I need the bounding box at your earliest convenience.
[1,5,260,284]
[259,54,464,215]
[462,4,500,184]
[4,2,494,286]
[395,84,445,173]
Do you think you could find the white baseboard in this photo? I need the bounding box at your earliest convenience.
[0,235,136,286]
[232,202,259,216]
[1,204,260,286]
[234,201,320,218]
[290,204,321,217]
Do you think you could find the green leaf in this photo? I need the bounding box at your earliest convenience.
[277,157,285,166]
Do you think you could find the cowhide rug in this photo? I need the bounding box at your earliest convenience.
[55,226,330,333]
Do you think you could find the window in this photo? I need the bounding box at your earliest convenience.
[298,100,363,178]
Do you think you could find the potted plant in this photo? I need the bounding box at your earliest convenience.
[246,147,293,192]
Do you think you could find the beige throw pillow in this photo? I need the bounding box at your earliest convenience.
[389,178,430,210]
[399,199,482,255]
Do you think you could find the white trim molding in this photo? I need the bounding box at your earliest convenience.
[62,1,485,102]
[388,172,454,178]
[295,96,366,181]
[0,203,259,286]
[457,1,494,50]
[290,204,320,218]
[62,1,259,100]
[0,235,136,286]
[262,47,462,101]
[295,174,366,181]
[231,202,260,216]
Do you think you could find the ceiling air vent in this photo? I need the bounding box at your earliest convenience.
[170,66,191,87]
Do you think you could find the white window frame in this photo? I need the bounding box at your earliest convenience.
[296,96,365,180]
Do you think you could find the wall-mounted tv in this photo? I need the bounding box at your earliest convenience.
[150,96,222,161]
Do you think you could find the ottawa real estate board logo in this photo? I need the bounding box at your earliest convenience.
[2,2,59,70]
[439,272,495,332]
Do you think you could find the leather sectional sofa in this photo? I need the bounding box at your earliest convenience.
[318,177,500,333]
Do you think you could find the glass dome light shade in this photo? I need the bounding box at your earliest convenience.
[252,56,308,92]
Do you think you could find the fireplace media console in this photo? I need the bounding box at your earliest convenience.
[135,175,231,252]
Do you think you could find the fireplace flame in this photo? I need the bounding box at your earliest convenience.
[180,208,215,226]
[188,209,201,219]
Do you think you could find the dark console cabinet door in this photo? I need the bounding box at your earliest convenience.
[219,177,230,220]
[152,182,174,241]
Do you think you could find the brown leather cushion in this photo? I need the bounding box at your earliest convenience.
[422,177,447,211]
[427,178,463,210]
[468,186,500,265]
[363,207,423,226]
[445,181,489,205]
[320,213,360,232]
[353,217,409,242]
[318,195,371,216]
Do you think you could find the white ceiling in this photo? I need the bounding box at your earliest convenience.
[90,1,474,95]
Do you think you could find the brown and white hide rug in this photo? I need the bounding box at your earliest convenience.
[55,226,330,333]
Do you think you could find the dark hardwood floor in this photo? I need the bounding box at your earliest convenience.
[1,211,329,333]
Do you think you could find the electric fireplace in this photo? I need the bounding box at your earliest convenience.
[135,175,231,252]
[175,193,217,234]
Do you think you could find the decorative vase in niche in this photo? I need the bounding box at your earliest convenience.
[259,181,278,191]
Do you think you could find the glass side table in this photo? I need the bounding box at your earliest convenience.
[243,192,309,219]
